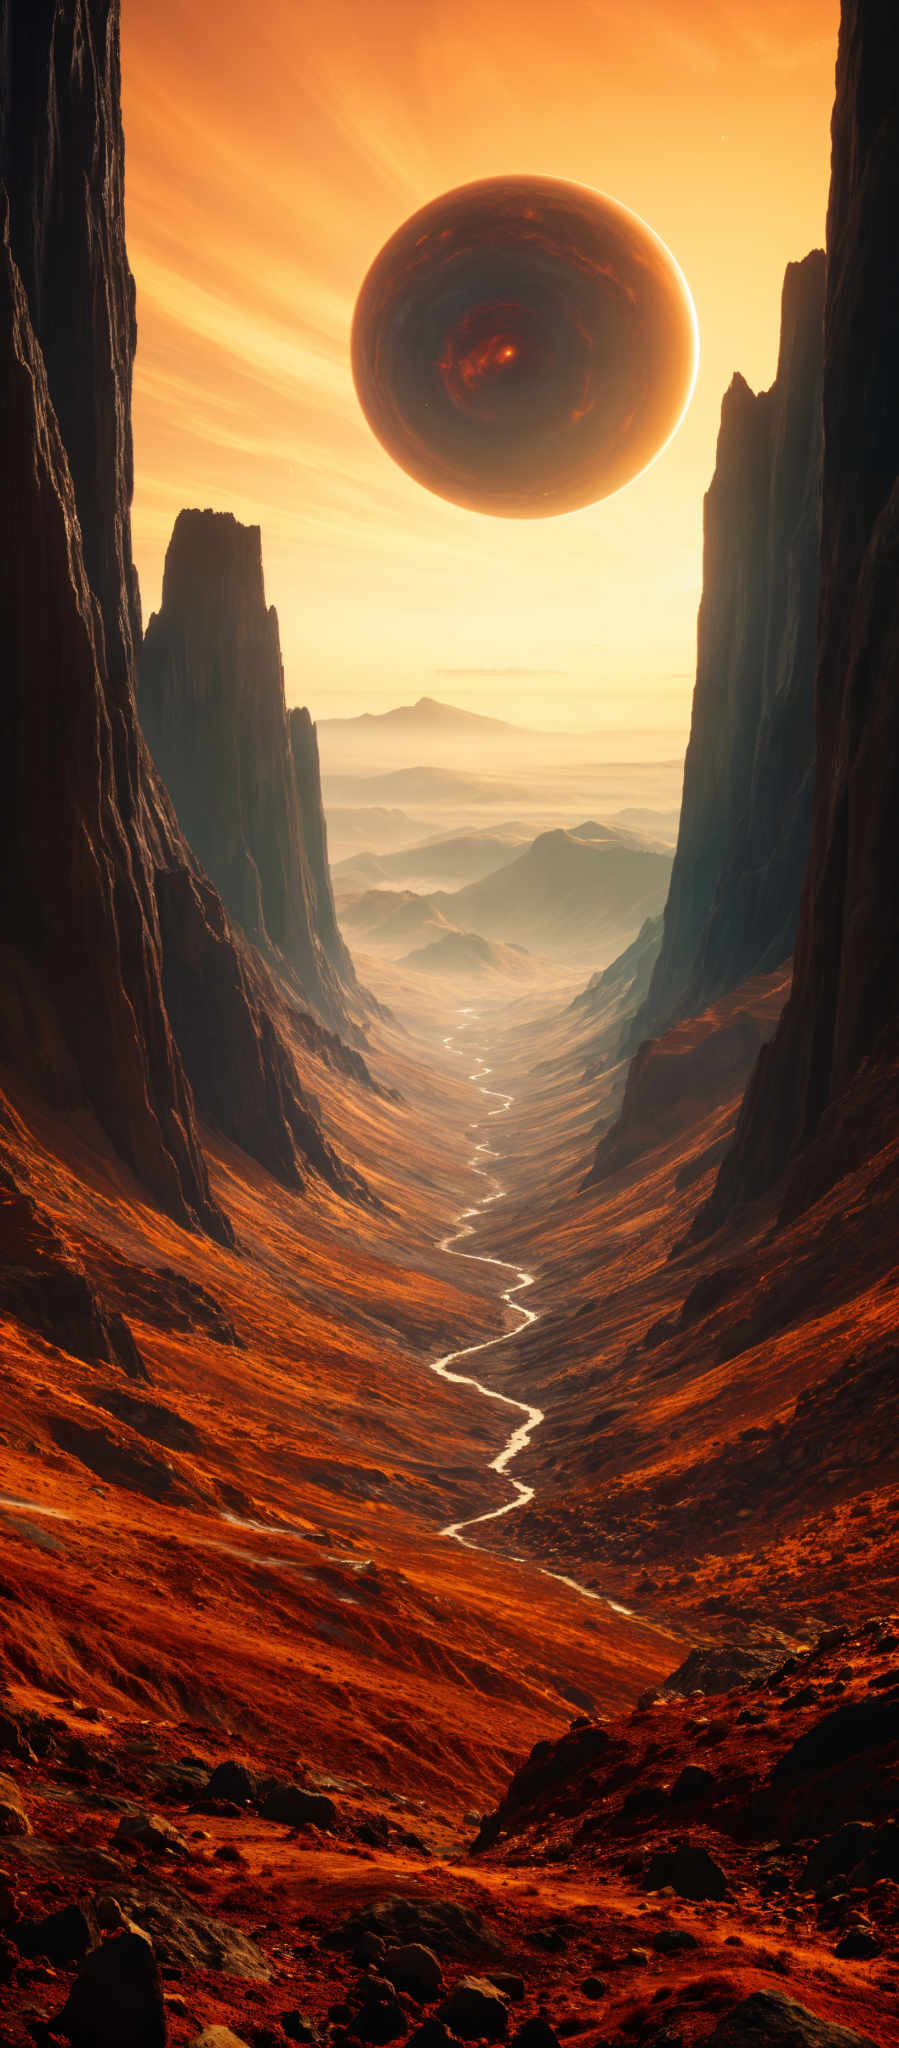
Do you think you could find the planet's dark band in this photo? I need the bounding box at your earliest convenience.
[351,174,698,518]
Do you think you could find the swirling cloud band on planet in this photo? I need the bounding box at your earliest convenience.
[352,174,699,518]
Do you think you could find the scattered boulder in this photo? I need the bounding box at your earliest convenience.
[652,1928,699,1954]
[581,1977,607,1998]
[486,1974,525,2002]
[281,2017,320,2044]
[645,1843,728,1901]
[833,1927,881,1960]
[348,1979,407,2044]
[205,1760,257,1805]
[407,2025,456,2048]
[661,1646,778,1697]
[0,1773,30,1836]
[707,1990,876,2045]
[670,1765,717,1805]
[333,1896,495,1960]
[115,1890,269,1981]
[113,1811,188,1857]
[260,1785,337,1830]
[14,1900,97,1963]
[354,1931,387,1968]
[56,1923,166,2047]
[382,1942,443,1999]
[438,1977,509,2041]
[800,1823,877,1889]
[511,2022,560,2048]
[772,1693,899,1782]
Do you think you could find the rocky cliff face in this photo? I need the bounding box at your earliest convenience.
[140,512,352,1025]
[706,0,899,1222]
[629,251,825,1049]
[0,0,356,1222]
[289,706,357,984]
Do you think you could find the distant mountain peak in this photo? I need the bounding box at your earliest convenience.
[320,696,524,735]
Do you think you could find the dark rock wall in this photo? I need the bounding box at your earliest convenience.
[139,510,350,1026]
[0,0,354,1223]
[630,251,825,1046]
[289,706,356,984]
[707,0,899,1218]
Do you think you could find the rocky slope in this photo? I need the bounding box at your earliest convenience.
[0,1,356,1226]
[629,251,825,1049]
[1,1619,895,2045]
[706,0,899,1224]
[139,512,353,1028]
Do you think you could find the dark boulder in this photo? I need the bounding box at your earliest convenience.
[14,1901,96,1964]
[438,1979,509,2041]
[56,1924,166,2048]
[382,1943,443,1999]
[204,1760,257,1806]
[772,1693,899,1782]
[707,1990,875,2045]
[645,1843,728,1901]
[259,1785,336,1830]
[511,2022,560,2048]
[652,1928,699,1954]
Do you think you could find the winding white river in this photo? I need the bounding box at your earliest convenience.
[432,1009,632,1617]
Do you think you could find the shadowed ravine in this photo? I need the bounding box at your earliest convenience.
[433,1009,633,1616]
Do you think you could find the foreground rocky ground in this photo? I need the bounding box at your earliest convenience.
[0,1618,895,2046]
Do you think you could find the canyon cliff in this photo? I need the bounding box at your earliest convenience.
[0,0,357,1220]
[705,0,899,1225]
[140,512,355,1026]
[628,250,825,1050]
[289,705,357,984]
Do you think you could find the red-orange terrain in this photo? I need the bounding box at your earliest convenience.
[468,975,899,1645]
[1,971,897,2046]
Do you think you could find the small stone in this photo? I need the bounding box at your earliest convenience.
[580,1977,607,1998]
[651,1928,698,1954]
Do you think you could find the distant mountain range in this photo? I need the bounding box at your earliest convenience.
[432,826,671,962]
[320,696,526,738]
[339,821,673,970]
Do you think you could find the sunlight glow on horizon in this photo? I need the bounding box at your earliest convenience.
[123,0,837,735]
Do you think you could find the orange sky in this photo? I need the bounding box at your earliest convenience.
[122,0,838,735]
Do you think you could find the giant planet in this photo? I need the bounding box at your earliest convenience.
[351,174,699,519]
